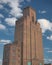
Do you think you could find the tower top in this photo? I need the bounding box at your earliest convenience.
[23,6,36,12]
[23,6,36,22]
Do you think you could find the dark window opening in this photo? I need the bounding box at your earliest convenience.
[32,16,34,22]
[27,10,29,16]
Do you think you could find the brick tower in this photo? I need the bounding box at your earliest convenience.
[2,7,44,65]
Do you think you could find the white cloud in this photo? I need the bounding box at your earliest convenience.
[44,59,52,63]
[0,0,31,18]
[38,19,52,33]
[0,39,11,44]
[48,59,52,62]
[47,50,52,53]
[44,59,49,63]
[0,59,2,65]
[44,48,49,50]
[0,14,4,18]
[0,24,6,30]
[5,18,17,26]
[0,60,2,62]
[0,0,24,18]
[0,4,3,9]
[9,2,23,18]
[47,35,52,40]
[39,10,46,14]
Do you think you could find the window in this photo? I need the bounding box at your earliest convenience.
[27,9,29,16]
[32,16,34,22]
[28,62,32,65]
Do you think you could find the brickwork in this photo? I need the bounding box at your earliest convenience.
[2,6,44,65]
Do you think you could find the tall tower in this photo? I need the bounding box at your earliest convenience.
[2,7,44,65]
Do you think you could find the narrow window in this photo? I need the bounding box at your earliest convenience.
[27,8,29,16]
[27,10,29,16]
[32,16,34,22]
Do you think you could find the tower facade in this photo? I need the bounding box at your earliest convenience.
[2,7,44,65]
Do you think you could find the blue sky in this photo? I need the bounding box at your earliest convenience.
[0,0,52,65]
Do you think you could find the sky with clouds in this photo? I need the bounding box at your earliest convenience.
[0,0,52,65]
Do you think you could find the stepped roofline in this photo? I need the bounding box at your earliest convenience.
[23,6,36,12]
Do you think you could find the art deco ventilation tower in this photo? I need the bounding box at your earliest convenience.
[2,7,44,65]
